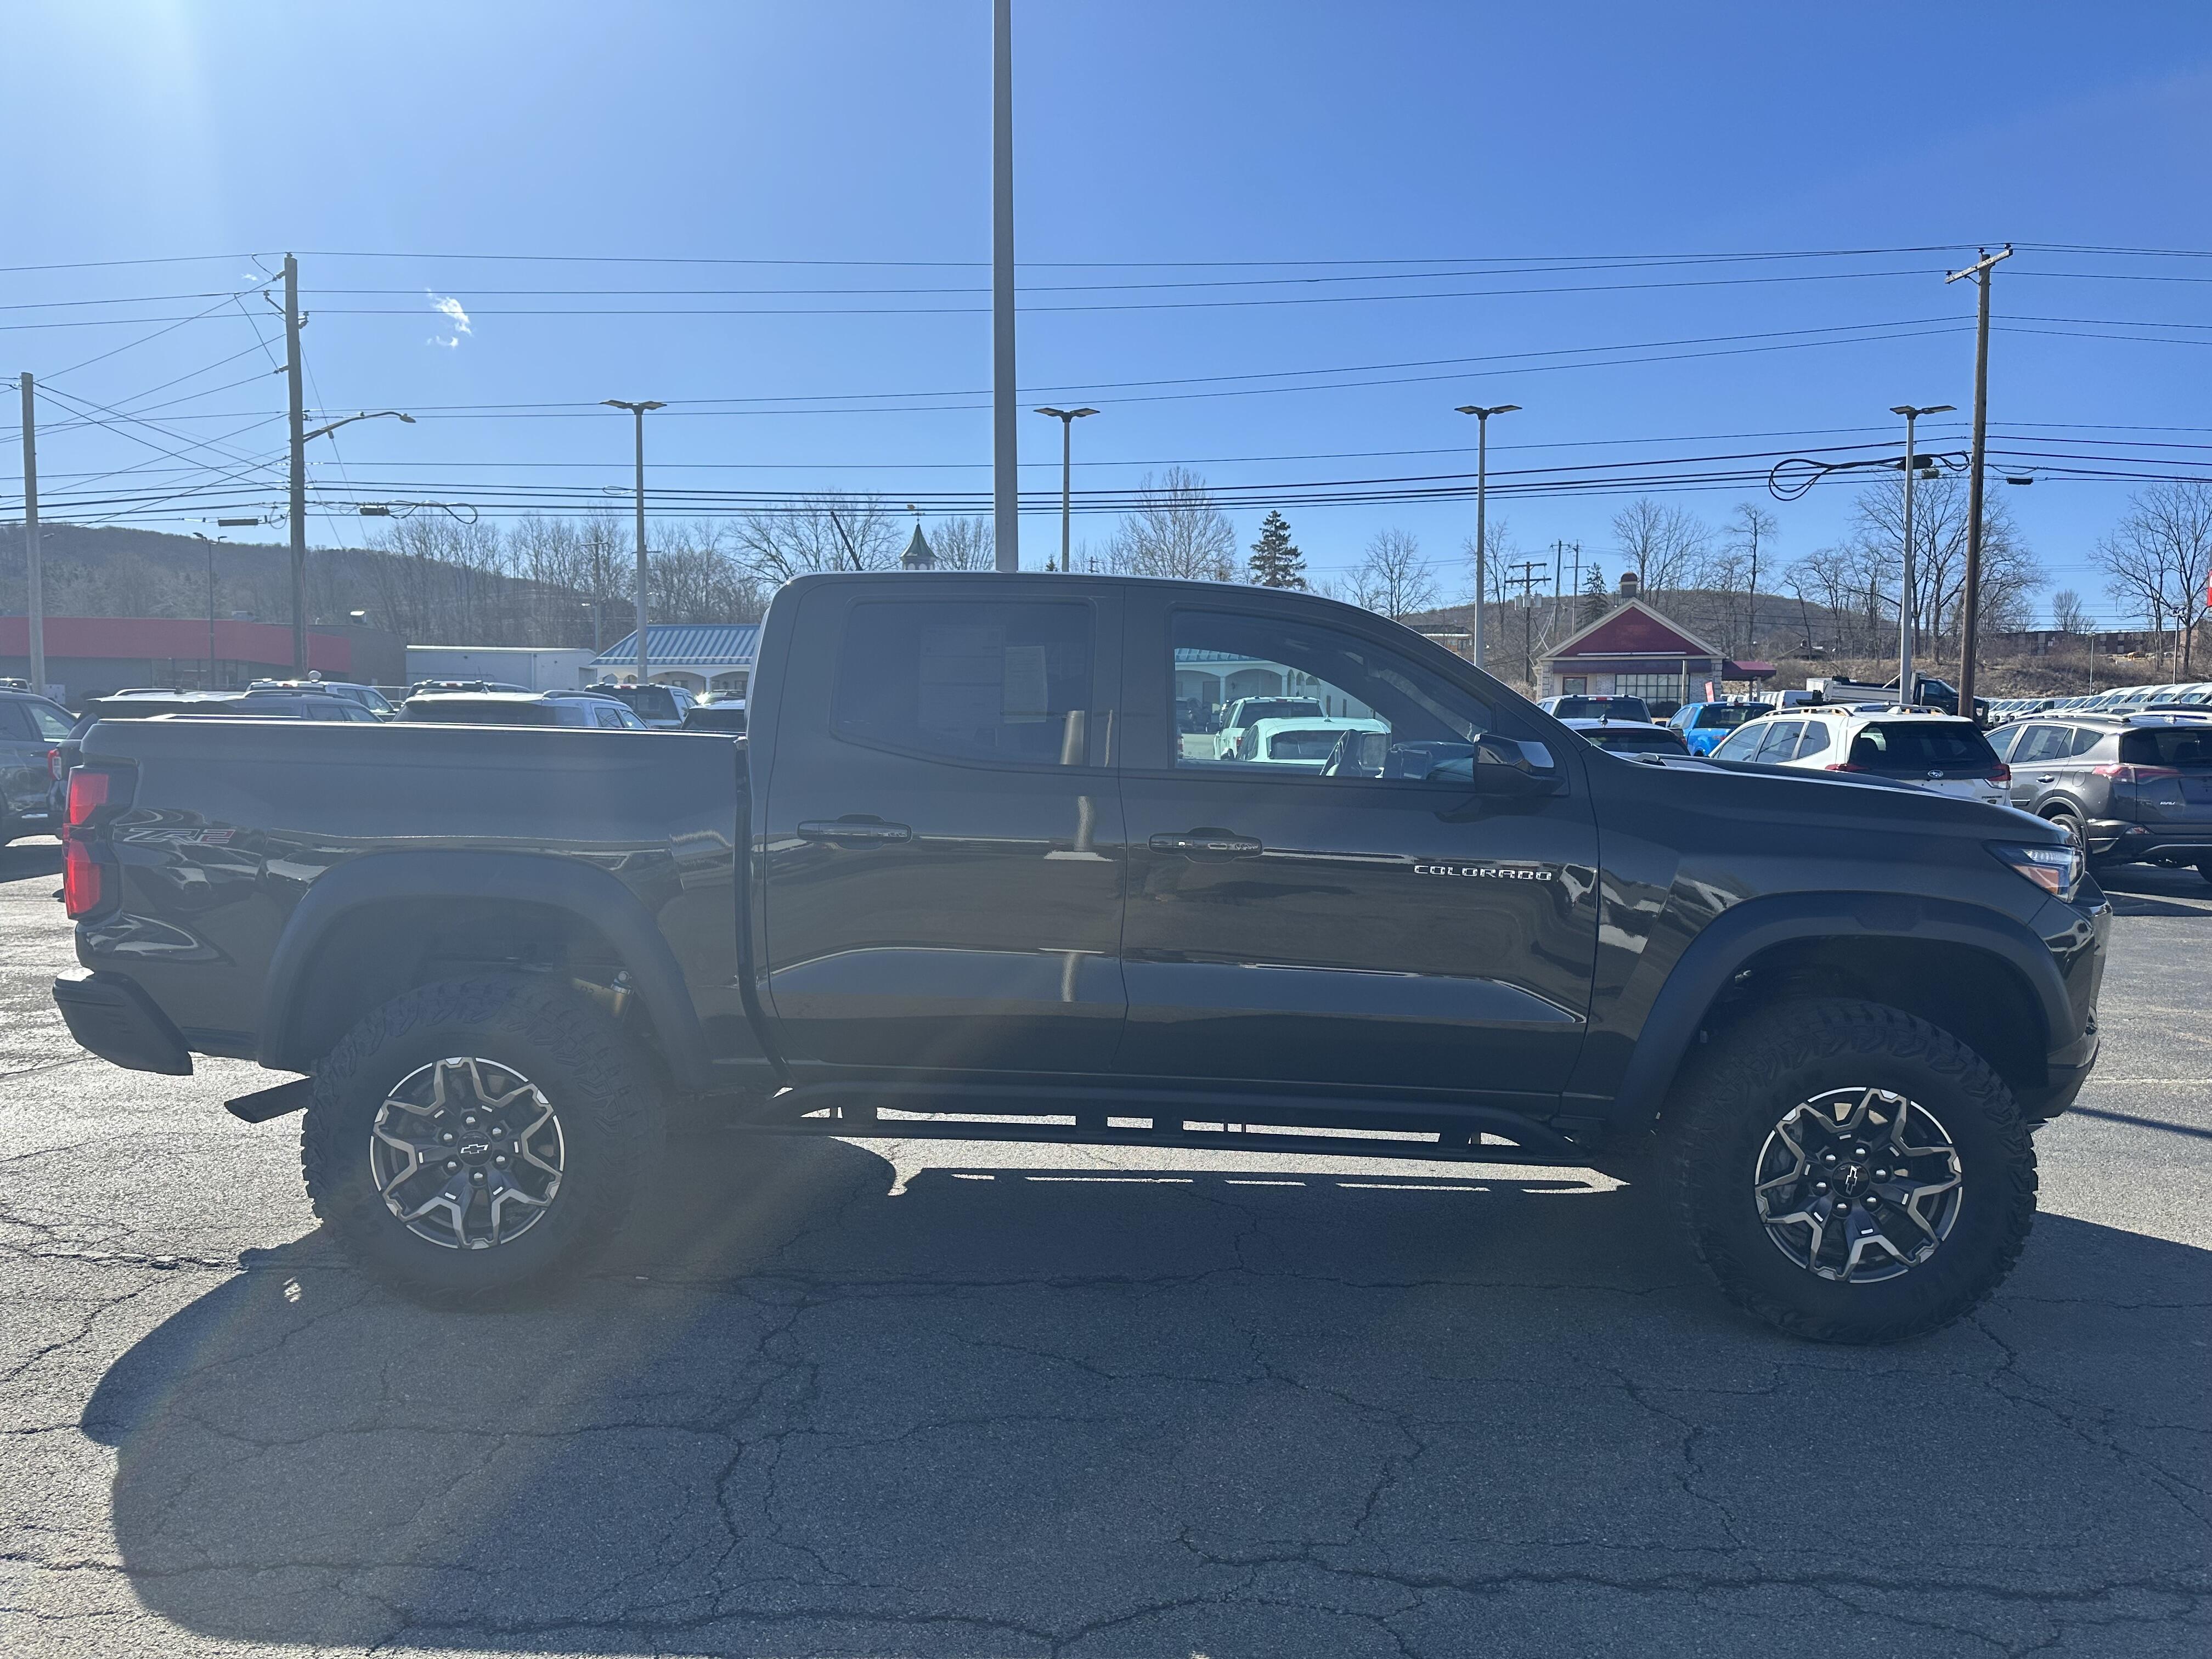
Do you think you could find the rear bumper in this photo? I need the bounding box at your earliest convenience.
[2085,820,2212,861]
[51,969,193,1075]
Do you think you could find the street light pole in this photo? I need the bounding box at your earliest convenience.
[991,0,1019,572]
[1889,403,1954,706]
[1454,404,1520,669]
[1032,407,1096,572]
[18,373,43,698]
[602,399,664,684]
[285,254,308,674]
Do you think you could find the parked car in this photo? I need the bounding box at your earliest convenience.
[1224,714,1390,768]
[1666,699,1773,756]
[401,690,648,728]
[0,686,76,843]
[590,682,698,729]
[1212,695,1328,760]
[249,678,399,719]
[1565,716,1691,757]
[1537,693,1652,723]
[50,571,2108,1344]
[1706,707,2012,808]
[1987,710,2212,878]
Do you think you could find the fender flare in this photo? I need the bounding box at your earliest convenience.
[259,850,713,1088]
[1605,891,2067,1122]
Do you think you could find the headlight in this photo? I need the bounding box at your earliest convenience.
[1989,841,2083,902]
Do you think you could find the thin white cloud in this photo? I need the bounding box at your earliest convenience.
[426,291,472,349]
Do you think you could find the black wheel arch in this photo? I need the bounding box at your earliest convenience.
[1597,891,2071,1130]
[261,851,716,1088]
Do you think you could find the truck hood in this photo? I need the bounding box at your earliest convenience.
[1633,753,2063,845]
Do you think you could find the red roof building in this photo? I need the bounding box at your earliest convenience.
[1540,600,1767,705]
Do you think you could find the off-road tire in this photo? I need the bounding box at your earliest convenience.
[1668,998,2036,1344]
[301,975,663,1306]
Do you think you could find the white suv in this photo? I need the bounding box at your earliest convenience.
[1706,707,2011,806]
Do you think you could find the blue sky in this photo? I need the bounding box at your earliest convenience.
[4,1,2209,622]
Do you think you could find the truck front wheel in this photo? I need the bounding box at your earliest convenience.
[300,976,664,1305]
[1668,998,2036,1343]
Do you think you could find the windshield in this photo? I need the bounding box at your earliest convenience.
[1234,699,1324,724]
[622,686,680,721]
[1591,727,1685,752]
[1695,704,1765,729]
[1266,727,1352,759]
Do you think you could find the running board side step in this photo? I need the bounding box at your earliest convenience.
[225,1077,315,1123]
[746,1083,1596,1166]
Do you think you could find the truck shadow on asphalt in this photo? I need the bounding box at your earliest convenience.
[2094,864,2212,917]
[81,1135,2212,1656]
[0,837,61,885]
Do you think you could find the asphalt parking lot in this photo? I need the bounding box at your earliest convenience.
[3,833,2208,1658]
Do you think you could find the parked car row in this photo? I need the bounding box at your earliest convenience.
[1987,709,2212,880]
[1987,680,2212,724]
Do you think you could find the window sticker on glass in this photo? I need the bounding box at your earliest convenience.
[1002,644,1050,723]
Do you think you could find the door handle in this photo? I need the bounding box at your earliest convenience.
[798,819,912,844]
[2035,774,2057,783]
[1150,829,1263,858]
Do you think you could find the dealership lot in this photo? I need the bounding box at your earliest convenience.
[2,835,2207,1657]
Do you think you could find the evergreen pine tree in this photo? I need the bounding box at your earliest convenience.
[1579,563,1611,626]
[1246,510,1308,588]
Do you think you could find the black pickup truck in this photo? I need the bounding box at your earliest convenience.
[51,573,2108,1341]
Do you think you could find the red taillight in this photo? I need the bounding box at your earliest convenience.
[2092,764,2181,783]
[66,768,110,827]
[1824,762,1869,772]
[63,839,102,917]
[1989,761,2011,785]
[46,747,61,782]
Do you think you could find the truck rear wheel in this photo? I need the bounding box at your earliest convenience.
[1667,998,2035,1343]
[300,975,664,1306]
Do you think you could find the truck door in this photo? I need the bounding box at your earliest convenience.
[1115,593,1599,1100]
[760,582,1126,1077]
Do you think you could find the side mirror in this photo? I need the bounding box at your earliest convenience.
[1427,736,1563,803]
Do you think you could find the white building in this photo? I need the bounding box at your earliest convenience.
[590,624,760,697]
[405,645,599,690]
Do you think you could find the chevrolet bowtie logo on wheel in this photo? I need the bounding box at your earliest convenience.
[1413,864,1555,881]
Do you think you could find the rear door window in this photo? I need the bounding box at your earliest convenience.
[834,599,1101,767]
[1793,721,1832,759]
[1847,722,2000,772]
[1751,720,1802,762]
[2120,727,2212,769]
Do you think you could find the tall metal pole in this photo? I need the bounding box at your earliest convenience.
[632,408,648,685]
[1057,415,1071,573]
[1948,245,2010,719]
[19,373,44,697]
[1899,407,1917,705]
[991,0,1019,572]
[1474,414,1489,668]
[285,254,308,674]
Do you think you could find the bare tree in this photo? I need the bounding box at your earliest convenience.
[731,492,902,584]
[2094,481,2212,678]
[1724,503,1778,656]
[1610,498,1709,592]
[924,514,996,571]
[1108,467,1237,579]
[1344,528,1438,619]
[2051,589,2090,634]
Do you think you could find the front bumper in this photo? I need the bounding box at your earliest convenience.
[51,969,193,1075]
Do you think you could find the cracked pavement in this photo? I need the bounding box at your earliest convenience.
[2,835,2208,1657]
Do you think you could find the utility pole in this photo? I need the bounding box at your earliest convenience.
[1510,560,1544,689]
[18,373,44,697]
[1947,245,2011,719]
[1033,407,1096,572]
[602,400,664,684]
[1891,403,1954,705]
[1454,403,1520,669]
[991,0,1019,572]
[285,254,308,674]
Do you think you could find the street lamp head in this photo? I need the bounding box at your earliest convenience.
[1455,404,1521,417]
[1890,404,1956,417]
[394,413,416,424]
[1035,406,1099,420]
[602,399,666,414]
[1068,407,1097,419]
